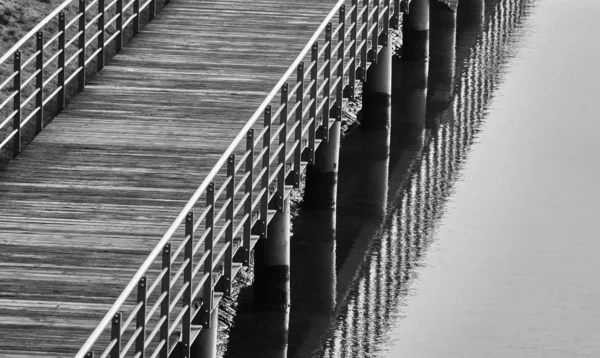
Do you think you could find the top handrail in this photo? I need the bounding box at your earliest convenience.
[0,0,74,65]
[74,0,347,355]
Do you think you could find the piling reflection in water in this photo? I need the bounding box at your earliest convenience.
[319,0,530,356]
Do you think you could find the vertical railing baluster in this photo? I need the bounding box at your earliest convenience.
[350,0,358,99]
[383,0,390,44]
[58,12,66,110]
[159,243,171,358]
[150,0,156,21]
[309,43,318,164]
[260,107,271,238]
[224,154,235,295]
[13,51,21,158]
[182,212,194,358]
[78,0,86,91]
[243,129,254,266]
[277,83,288,212]
[372,0,380,61]
[35,32,44,134]
[392,0,400,29]
[361,0,369,81]
[337,6,346,114]
[116,0,123,52]
[322,24,332,143]
[293,63,304,188]
[133,0,141,35]
[202,183,215,329]
[135,276,147,358]
[98,0,105,71]
[111,312,122,358]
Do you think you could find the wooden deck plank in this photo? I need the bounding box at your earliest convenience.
[0,0,342,355]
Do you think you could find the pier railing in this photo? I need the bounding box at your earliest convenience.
[0,0,406,356]
[0,0,167,158]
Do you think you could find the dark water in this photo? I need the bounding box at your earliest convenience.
[223,0,600,356]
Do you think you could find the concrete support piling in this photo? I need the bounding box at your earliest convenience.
[363,45,393,130]
[304,119,340,210]
[191,306,219,358]
[402,0,430,60]
[254,195,291,309]
[427,3,457,128]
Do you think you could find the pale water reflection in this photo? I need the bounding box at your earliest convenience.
[320,0,600,357]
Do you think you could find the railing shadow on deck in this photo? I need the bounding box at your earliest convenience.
[67,0,411,357]
[0,0,169,164]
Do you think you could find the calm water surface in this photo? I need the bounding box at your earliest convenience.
[319,0,600,357]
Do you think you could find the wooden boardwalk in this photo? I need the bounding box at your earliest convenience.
[0,0,342,355]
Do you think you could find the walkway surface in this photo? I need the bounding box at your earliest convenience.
[0,0,338,355]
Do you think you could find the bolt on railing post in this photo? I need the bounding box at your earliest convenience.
[13,51,21,158]
[35,31,44,134]
[98,0,105,71]
[182,212,194,358]
[78,0,86,91]
[202,182,215,329]
[133,0,141,35]
[293,63,304,188]
[337,6,346,112]
[361,0,369,81]
[111,312,122,358]
[309,42,318,164]
[322,24,332,143]
[224,154,235,295]
[277,83,288,212]
[372,0,380,61]
[135,276,147,358]
[85,351,94,358]
[159,243,171,358]
[58,12,66,110]
[116,0,123,52]
[260,107,271,238]
[350,0,358,99]
[243,129,254,266]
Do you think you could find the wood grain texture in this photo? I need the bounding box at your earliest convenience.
[0,0,343,355]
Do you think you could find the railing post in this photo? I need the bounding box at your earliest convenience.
[135,276,147,358]
[13,51,21,158]
[260,107,271,238]
[243,130,254,266]
[392,0,400,29]
[224,154,235,295]
[349,0,358,100]
[78,0,86,91]
[337,6,346,113]
[372,0,380,61]
[293,63,304,188]
[383,0,391,43]
[98,0,105,71]
[361,0,369,81]
[160,243,171,358]
[202,182,215,329]
[150,0,156,21]
[182,212,194,358]
[322,24,332,143]
[116,0,123,52]
[111,312,122,358]
[277,83,288,212]
[58,12,66,110]
[133,0,141,35]
[309,42,318,164]
[35,31,44,134]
